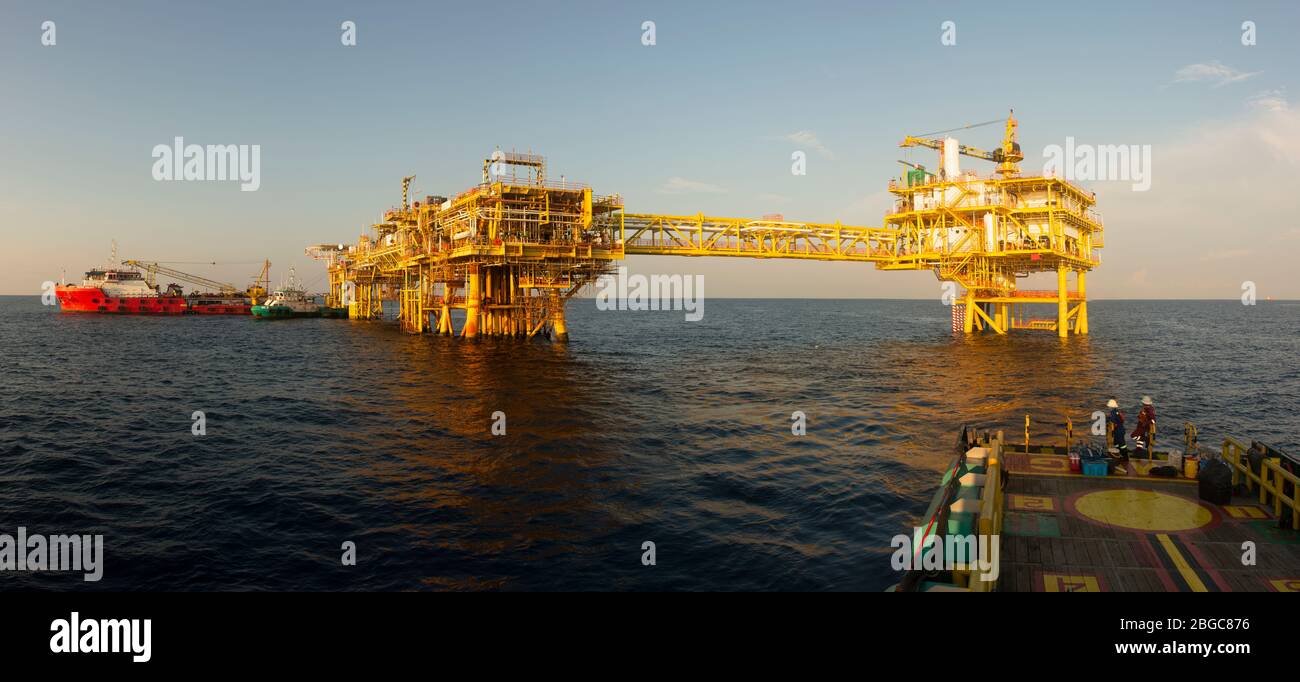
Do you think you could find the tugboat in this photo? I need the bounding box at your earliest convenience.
[251,268,323,319]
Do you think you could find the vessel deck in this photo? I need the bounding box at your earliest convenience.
[998,453,1300,592]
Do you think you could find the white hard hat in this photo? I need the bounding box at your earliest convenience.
[1107,399,1118,408]
[1142,396,1153,405]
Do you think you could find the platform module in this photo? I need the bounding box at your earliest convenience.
[309,113,1103,340]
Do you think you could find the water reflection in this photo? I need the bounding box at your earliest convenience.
[343,326,626,588]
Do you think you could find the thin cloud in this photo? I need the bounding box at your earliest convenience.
[1171,61,1260,88]
[755,192,791,204]
[782,131,834,159]
[1199,249,1252,262]
[1248,89,1289,112]
[1099,105,1300,297]
[658,176,726,194]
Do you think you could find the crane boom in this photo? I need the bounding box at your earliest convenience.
[248,260,271,304]
[899,109,1023,177]
[123,259,271,300]
[123,260,238,294]
[900,136,999,161]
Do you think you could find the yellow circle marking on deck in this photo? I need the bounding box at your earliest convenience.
[1073,489,1213,532]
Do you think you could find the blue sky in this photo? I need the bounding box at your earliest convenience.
[3,1,1297,297]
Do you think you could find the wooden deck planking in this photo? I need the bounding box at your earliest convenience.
[996,456,1299,592]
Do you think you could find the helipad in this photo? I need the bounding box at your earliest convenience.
[1071,488,1217,532]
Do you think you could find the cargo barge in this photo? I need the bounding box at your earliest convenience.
[894,420,1300,592]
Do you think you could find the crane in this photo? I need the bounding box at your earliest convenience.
[122,259,271,302]
[900,109,1023,178]
[248,260,271,304]
[401,175,416,210]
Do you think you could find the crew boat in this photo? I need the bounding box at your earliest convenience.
[251,268,323,319]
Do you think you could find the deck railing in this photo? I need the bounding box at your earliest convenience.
[1222,437,1300,529]
[969,433,1005,592]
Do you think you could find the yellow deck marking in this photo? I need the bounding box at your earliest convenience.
[1027,456,1071,474]
[1013,469,1196,482]
[1010,455,1196,483]
[1269,579,1300,592]
[1074,489,1214,532]
[1043,574,1102,592]
[1009,494,1056,512]
[1224,505,1268,519]
[1156,533,1208,593]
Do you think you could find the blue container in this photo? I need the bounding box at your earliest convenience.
[1082,460,1109,477]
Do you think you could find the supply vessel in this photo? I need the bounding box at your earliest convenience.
[55,245,270,316]
[55,266,188,314]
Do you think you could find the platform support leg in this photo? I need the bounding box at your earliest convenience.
[1075,270,1089,335]
[438,298,452,335]
[464,268,481,339]
[1057,266,1069,338]
[549,291,569,342]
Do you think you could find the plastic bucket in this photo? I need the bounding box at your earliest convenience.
[1184,457,1199,479]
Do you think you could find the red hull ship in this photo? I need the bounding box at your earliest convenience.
[55,267,251,315]
[187,296,252,315]
[56,268,187,314]
[56,285,186,314]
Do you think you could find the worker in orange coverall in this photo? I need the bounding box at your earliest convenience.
[1131,396,1156,455]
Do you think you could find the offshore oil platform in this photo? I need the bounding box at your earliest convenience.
[307,112,1105,340]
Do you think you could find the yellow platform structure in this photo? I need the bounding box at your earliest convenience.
[310,152,623,340]
[309,113,1104,340]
